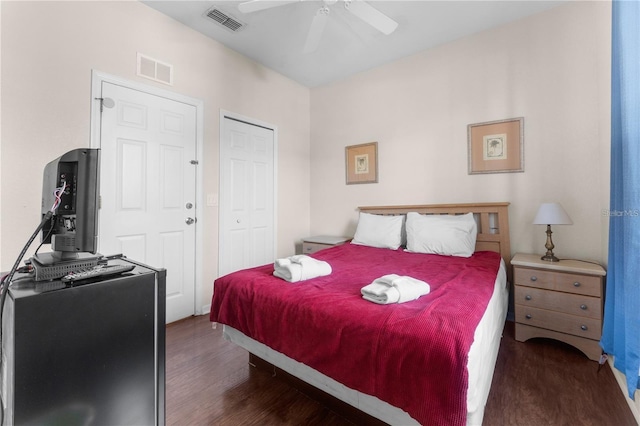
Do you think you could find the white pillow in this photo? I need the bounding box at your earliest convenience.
[405,212,477,257]
[351,212,404,250]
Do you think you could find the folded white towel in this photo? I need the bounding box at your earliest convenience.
[361,275,430,304]
[392,276,431,303]
[273,255,332,282]
[361,282,401,304]
[372,274,401,286]
[274,258,291,268]
[360,274,400,303]
[274,255,309,269]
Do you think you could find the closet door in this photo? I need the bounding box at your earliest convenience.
[219,115,275,276]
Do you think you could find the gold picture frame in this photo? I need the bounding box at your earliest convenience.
[468,117,524,174]
[346,142,378,184]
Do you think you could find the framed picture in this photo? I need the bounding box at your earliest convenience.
[468,117,524,174]
[345,142,378,184]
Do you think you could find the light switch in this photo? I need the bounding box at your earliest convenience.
[207,193,219,206]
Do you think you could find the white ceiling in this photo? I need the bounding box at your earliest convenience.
[143,0,566,87]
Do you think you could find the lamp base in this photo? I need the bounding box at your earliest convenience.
[541,224,560,262]
[540,253,560,262]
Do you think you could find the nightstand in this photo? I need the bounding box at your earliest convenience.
[511,253,606,361]
[302,235,350,255]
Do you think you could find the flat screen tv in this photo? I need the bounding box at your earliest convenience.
[36,148,100,262]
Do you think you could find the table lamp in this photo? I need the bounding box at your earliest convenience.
[532,202,573,262]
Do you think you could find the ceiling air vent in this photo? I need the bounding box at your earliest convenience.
[204,7,245,32]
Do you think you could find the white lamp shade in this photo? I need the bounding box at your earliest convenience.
[533,203,573,225]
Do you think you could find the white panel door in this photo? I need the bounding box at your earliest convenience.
[220,117,275,276]
[99,81,197,323]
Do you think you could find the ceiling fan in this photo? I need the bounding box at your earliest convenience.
[237,0,399,54]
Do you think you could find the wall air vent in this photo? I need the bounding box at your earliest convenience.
[137,53,173,86]
[204,7,245,32]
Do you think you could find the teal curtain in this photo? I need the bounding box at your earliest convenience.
[600,0,640,399]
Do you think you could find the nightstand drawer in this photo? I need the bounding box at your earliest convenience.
[302,236,349,255]
[514,267,601,297]
[302,242,332,254]
[515,305,601,340]
[514,285,602,319]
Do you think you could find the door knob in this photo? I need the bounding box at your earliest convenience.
[185,217,195,225]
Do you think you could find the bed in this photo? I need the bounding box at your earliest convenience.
[210,202,511,425]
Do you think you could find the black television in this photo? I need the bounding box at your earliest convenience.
[31,148,101,275]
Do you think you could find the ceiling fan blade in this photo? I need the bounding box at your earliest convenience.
[238,0,298,14]
[343,0,398,35]
[303,7,330,54]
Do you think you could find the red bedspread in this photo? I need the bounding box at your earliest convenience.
[210,244,502,425]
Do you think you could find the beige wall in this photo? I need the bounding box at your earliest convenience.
[0,1,311,308]
[310,2,612,266]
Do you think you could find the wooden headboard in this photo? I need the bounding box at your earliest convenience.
[358,202,511,280]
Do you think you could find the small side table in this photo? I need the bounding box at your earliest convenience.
[302,235,350,255]
[511,253,606,361]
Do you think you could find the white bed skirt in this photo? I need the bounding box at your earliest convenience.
[221,260,508,425]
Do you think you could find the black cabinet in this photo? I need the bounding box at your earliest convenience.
[1,258,165,425]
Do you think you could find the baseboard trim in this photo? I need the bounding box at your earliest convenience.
[201,304,211,315]
[608,357,640,425]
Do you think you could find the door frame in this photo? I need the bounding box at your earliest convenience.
[219,110,278,275]
[89,70,205,316]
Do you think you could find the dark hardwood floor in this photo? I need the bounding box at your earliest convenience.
[166,316,637,425]
[484,323,637,426]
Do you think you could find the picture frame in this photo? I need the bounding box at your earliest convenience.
[468,117,524,174]
[345,142,378,184]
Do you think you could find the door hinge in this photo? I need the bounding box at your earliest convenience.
[190,160,199,165]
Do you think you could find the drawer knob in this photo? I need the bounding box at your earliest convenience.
[530,276,538,282]
[573,282,581,287]
[525,314,532,320]
[580,304,587,310]
[525,295,532,301]
[581,325,588,331]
